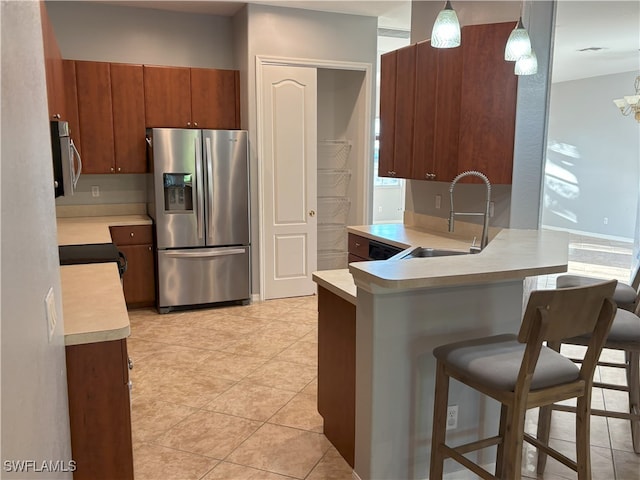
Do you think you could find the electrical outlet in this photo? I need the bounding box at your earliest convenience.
[446,405,458,430]
[435,194,442,209]
[378,206,383,213]
[489,201,495,218]
[45,287,57,342]
[603,217,608,225]
[91,185,100,197]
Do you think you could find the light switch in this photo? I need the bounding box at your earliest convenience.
[91,186,100,197]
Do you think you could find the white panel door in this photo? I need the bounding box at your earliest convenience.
[261,64,317,299]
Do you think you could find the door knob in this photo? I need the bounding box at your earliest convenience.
[309,210,316,217]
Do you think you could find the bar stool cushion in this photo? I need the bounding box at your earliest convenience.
[567,308,640,344]
[557,275,637,305]
[608,308,640,342]
[433,334,580,392]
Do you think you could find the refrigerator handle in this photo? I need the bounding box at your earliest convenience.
[194,137,204,241]
[164,248,246,258]
[205,136,214,243]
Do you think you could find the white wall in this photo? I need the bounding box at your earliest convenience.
[1,2,72,476]
[408,1,555,230]
[45,1,235,68]
[542,71,640,240]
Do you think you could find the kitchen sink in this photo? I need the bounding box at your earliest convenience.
[399,247,470,259]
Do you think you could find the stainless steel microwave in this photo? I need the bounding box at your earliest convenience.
[51,120,82,197]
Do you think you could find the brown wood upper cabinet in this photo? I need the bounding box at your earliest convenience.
[379,22,517,184]
[111,63,147,173]
[75,61,116,174]
[40,3,66,121]
[144,65,240,129]
[73,61,147,174]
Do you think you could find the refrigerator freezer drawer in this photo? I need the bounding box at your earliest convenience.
[157,246,250,311]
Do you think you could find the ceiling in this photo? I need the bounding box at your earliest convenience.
[99,0,639,82]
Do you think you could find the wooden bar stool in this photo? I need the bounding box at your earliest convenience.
[537,304,640,465]
[556,266,639,312]
[429,280,617,480]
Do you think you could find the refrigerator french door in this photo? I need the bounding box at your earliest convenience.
[147,128,250,312]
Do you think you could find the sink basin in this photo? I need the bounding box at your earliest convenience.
[400,247,469,259]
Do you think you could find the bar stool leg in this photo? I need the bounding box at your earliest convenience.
[501,404,525,480]
[429,361,450,480]
[536,405,552,473]
[495,404,508,477]
[628,351,640,453]
[575,394,592,480]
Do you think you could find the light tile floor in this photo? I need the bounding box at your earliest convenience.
[128,233,639,480]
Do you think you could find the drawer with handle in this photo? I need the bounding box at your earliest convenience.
[110,225,153,246]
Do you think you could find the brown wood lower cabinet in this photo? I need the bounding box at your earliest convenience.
[66,339,133,480]
[110,225,155,308]
[317,286,356,467]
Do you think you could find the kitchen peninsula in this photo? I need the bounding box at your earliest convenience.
[313,225,568,480]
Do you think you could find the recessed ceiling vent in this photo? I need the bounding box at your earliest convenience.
[378,27,410,39]
[577,47,607,52]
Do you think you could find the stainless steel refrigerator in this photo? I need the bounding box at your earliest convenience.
[147,128,250,313]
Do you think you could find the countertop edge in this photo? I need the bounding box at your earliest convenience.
[65,324,131,346]
[312,270,356,305]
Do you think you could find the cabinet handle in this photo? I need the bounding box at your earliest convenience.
[128,380,133,391]
[194,122,198,127]
[52,114,61,119]
[130,232,134,237]
[110,167,114,172]
[148,246,152,251]
[128,357,134,370]
[117,167,121,172]
[426,173,436,180]
[355,242,361,247]
[187,121,191,127]
[309,210,315,217]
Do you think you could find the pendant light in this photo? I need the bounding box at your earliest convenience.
[505,0,537,76]
[515,50,538,75]
[504,17,532,61]
[431,0,461,49]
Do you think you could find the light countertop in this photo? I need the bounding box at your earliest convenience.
[313,224,568,296]
[57,215,152,345]
[348,228,568,294]
[61,263,131,346]
[347,224,474,251]
[57,214,152,246]
[312,269,357,304]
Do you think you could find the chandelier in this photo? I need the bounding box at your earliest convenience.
[613,76,640,122]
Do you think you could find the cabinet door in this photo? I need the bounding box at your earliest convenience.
[378,50,397,178]
[75,61,115,173]
[111,63,147,173]
[143,65,191,128]
[65,339,133,480]
[392,44,417,179]
[432,47,463,182]
[411,41,438,181]
[63,60,82,158]
[119,244,156,307]
[191,68,240,129]
[40,3,65,121]
[458,22,517,184]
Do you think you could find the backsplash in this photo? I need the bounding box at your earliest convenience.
[55,173,147,206]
